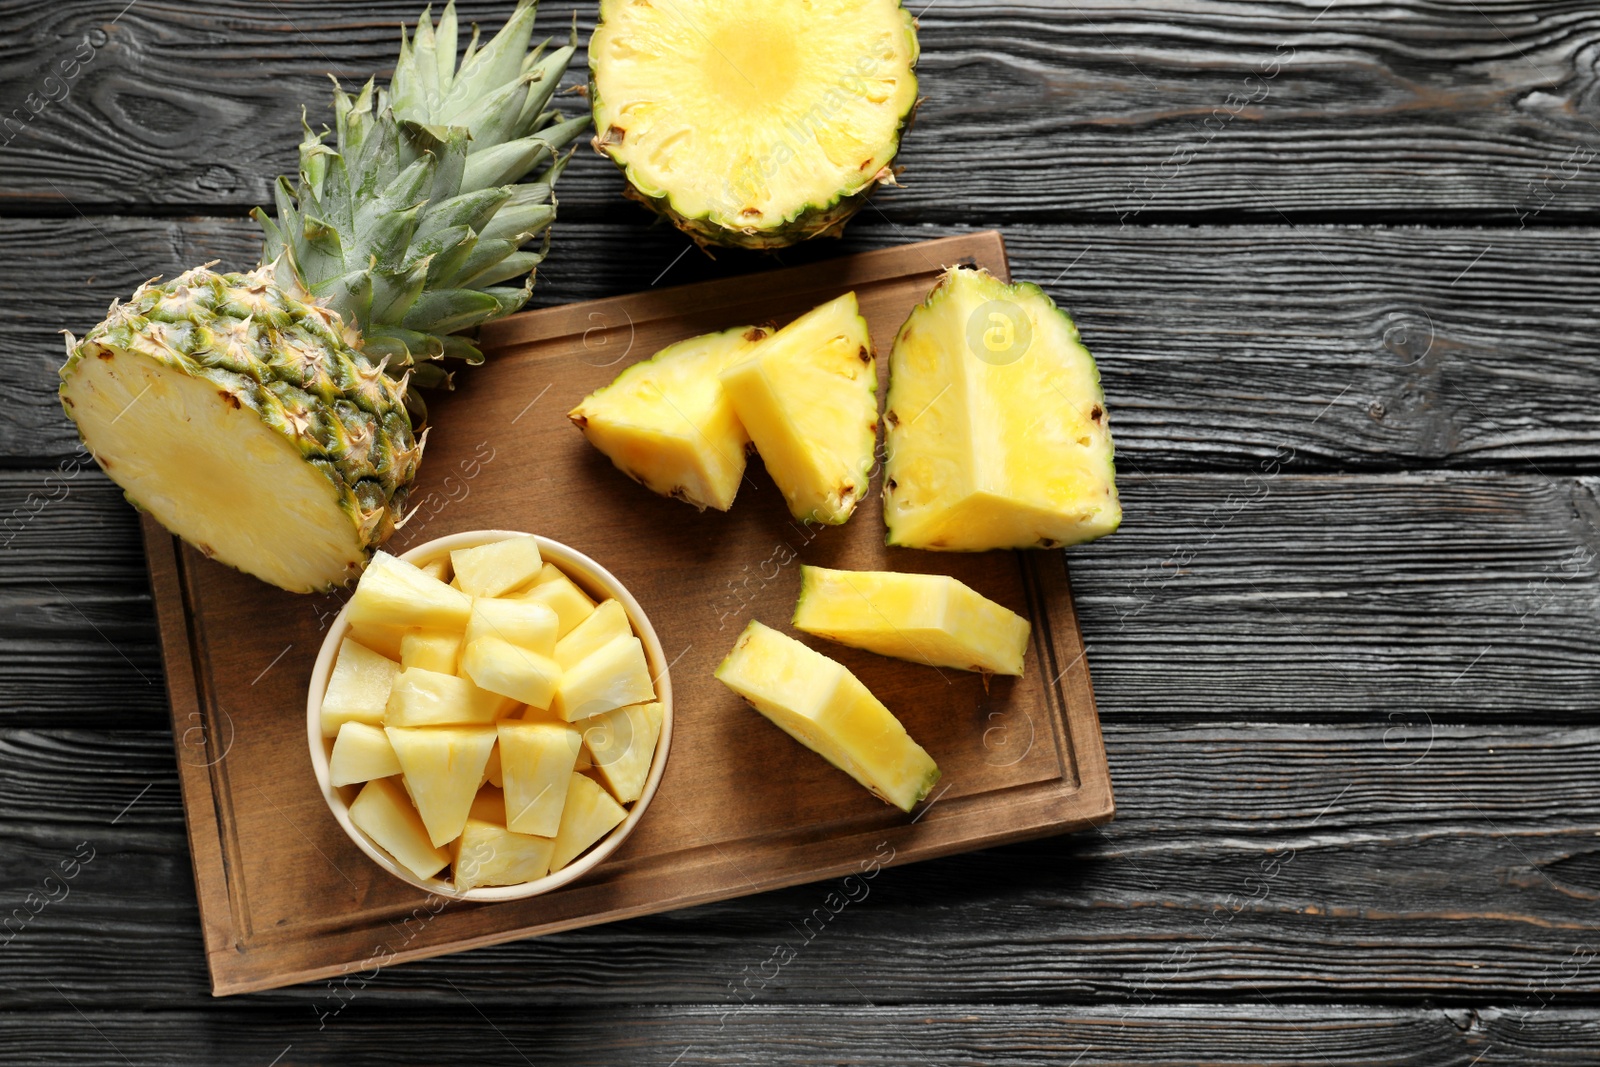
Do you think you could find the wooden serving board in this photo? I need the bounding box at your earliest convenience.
[143,230,1114,996]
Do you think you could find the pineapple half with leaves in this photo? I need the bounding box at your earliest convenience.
[589,0,920,249]
[58,2,586,592]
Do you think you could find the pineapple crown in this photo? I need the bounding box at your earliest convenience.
[252,1,587,386]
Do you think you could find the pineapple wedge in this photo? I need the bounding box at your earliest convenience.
[569,325,769,511]
[417,557,451,583]
[498,721,583,837]
[320,637,400,736]
[464,598,560,655]
[718,293,878,525]
[400,629,463,675]
[482,746,503,789]
[551,634,656,721]
[450,536,543,598]
[385,666,517,727]
[329,721,402,786]
[792,566,1031,676]
[461,636,562,711]
[582,701,664,805]
[469,784,507,824]
[454,818,556,891]
[554,599,632,671]
[385,726,498,848]
[884,267,1120,550]
[550,772,628,872]
[714,620,939,812]
[349,551,473,632]
[516,566,596,637]
[349,777,450,881]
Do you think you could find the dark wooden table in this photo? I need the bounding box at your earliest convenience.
[4,2,1599,1063]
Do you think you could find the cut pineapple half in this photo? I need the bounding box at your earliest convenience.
[590,0,919,249]
[793,566,1032,676]
[569,325,768,511]
[884,267,1121,550]
[714,620,939,812]
[719,293,878,524]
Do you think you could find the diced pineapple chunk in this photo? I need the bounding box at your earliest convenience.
[329,721,402,786]
[554,599,632,671]
[385,726,498,847]
[320,638,400,736]
[792,566,1032,676]
[469,784,507,824]
[400,629,464,675]
[516,565,596,637]
[498,721,583,836]
[714,621,940,813]
[550,773,628,871]
[461,636,562,711]
[718,292,878,525]
[551,634,656,721]
[582,701,663,804]
[450,536,544,598]
[349,776,450,880]
[385,666,517,727]
[568,324,768,512]
[454,818,555,891]
[464,598,559,656]
[482,745,503,788]
[417,557,451,582]
[348,551,472,633]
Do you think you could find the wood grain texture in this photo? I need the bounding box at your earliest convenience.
[6,1,1600,223]
[3,723,1599,1007]
[4,1005,1592,1065]
[10,218,1600,470]
[5,468,1592,729]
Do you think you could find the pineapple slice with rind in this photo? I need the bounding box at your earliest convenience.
[516,566,596,637]
[450,536,543,598]
[718,292,878,525]
[589,0,920,250]
[582,701,663,805]
[400,629,463,675]
[461,636,562,711]
[714,620,939,812]
[349,776,450,881]
[385,726,498,848]
[329,721,402,786]
[884,266,1120,550]
[498,721,583,837]
[454,818,556,890]
[792,565,1031,676]
[320,637,400,736]
[385,666,517,727]
[464,598,560,655]
[554,599,632,671]
[550,772,628,871]
[569,325,769,511]
[551,634,656,721]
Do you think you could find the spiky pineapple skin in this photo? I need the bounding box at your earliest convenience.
[60,266,420,574]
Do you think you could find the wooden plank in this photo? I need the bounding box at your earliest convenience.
[3,469,1592,728]
[5,2,1600,223]
[2,1004,1581,1065]
[11,218,1600,468]
[4,723,1599,1006]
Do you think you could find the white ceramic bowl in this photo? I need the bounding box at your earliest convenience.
[306,529,673,902]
